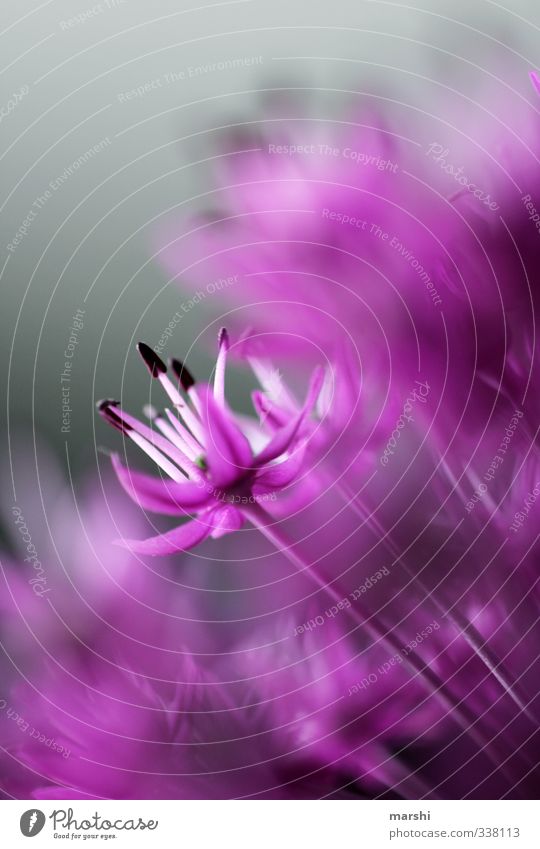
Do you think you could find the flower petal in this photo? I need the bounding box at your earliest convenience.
[254,367,324,466]
[114,515,214,555]
[209,505,244,538]
[251,391,289,432]
[111,454,213,514]
[252,445,307,494]
[195,385,253,486]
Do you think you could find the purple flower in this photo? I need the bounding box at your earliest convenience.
[98,332,324,555]
[152,104,458,367]
[152,93,540,444]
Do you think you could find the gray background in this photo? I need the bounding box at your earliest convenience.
[1,0,538,478]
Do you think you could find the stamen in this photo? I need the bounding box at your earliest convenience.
[99,401,185,482]
[151,368,205,444]
[143,390,201,460]
[186,384,203,421]
[152,414,204,480]
[170,358,195,391]
[97,400,132,434]
[218,327,229,346]
[128,431,186,482]
[137,343,167,377]
[106,405,192,479]
[164,409,202,458]
[143,403,202,474]
[214,327,229,405]
[158,373,183,406]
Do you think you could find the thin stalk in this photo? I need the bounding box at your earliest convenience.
[338,480,536,726]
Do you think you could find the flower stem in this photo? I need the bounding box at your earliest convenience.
[338,480,536,726]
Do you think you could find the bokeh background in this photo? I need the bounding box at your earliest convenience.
[1,0,540,804]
